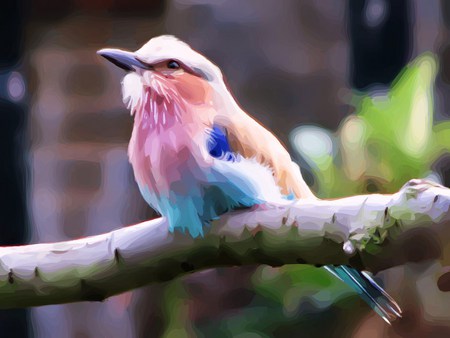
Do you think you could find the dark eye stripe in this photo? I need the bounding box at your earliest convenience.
[167,60,180,69]
[156,59,208,80]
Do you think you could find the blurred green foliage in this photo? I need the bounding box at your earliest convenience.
[247,53,448,335]
[293,53,449,198]
[163,54,450,336]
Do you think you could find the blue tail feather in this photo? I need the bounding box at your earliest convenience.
[324,265,402,324]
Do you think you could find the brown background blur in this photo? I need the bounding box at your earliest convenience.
[0,0,449,337]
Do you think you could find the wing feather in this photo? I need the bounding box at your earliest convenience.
[214,114,315,199]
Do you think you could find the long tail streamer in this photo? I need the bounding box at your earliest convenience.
[324,265,402,324]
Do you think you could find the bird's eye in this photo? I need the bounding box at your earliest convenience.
[167,60,180,69]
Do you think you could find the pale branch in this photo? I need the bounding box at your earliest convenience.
[0,179,449,309]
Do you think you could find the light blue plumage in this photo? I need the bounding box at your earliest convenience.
[99,34,402,324]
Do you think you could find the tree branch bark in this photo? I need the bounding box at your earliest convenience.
[0,179,448,309]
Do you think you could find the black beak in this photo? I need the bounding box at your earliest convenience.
[97,48,150,71]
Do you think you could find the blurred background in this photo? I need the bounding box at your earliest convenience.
[0,0,449,337]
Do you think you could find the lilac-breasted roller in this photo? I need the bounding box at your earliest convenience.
[98,35,401,323]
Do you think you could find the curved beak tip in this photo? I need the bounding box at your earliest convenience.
[96,49,108,56]
[97,48,144,72]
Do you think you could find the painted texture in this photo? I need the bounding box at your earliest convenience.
[119,36,314,238]
[0,179,447,310]
[98,35,407,322]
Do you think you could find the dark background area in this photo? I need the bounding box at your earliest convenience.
[0,0,449,337]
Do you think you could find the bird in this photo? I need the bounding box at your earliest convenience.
[98,35,401,323]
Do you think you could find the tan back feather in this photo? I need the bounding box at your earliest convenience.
[218,114,315,199]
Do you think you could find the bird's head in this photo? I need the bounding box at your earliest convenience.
[98,35,229,127]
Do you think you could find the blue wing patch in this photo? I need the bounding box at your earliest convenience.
[207,125,235,161]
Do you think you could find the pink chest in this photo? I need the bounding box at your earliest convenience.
[128,120,210,194]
